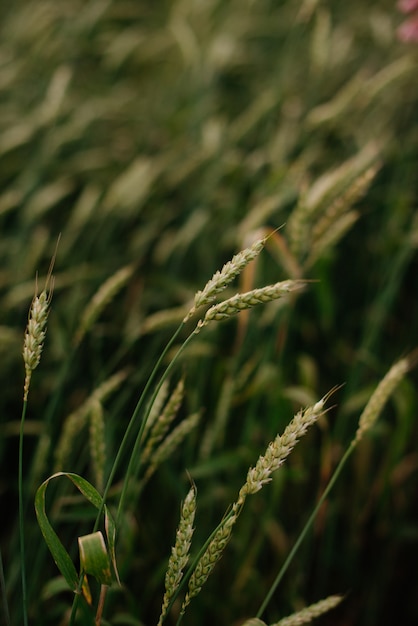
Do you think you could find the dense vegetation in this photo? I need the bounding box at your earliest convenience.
[1,2,417,625]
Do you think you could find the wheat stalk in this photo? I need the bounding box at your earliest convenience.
[89,399,106,492]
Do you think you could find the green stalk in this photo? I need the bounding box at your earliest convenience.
[96,322,184,522]
[116,329,196,523]
[256,441,357,619]
[0,549,11,626]
[18,400,29,626]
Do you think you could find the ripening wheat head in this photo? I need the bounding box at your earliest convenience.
[195,280,307,332]
[354,352,417,443]
[184,234,267,322]
[181,511,237,613]
[273,594,343,626]
[158,485,197,626]
[238,391,335,505]
[23,281,53,401]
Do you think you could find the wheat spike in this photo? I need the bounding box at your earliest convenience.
[311,164,379,246]
[238,390,335,505]
[355,353,415,444]
[23,270,54,401]
[143,379,170,440]
[141,412,201,487]
[142,379,185,467]
[273,594,343,626]
[184,235,267,322]
[181,510,238,613]
[157,485,197,626]
[55,370,127,470]
[74,264,134,346]
[195,280,306,332]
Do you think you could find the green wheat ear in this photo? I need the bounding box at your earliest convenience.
[237,390,335,504]
[74,264,134,346]
[23,279,53,401]
[354,351,417,444]
[195,280,307,332]
[273,594,343,626]
[184,234,267,321]
[241,594,343,626]
[158,485,197,626]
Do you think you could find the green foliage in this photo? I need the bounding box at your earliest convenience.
[1,1,418,625]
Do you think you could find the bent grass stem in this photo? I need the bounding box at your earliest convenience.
[256,442,356,619]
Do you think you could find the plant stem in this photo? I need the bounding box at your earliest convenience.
[95,585,108,626]
[93,323,185,528]
[256,441,357,619]
[0,549,11,626]
[116,328,196,524]
[18,400,29,626]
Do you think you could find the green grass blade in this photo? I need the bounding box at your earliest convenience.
[34,472,120,593]
[34,477,79,592]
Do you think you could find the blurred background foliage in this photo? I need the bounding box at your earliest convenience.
[0,0,418,625]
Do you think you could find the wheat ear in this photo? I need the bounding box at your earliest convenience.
[74,264,134,346]
[23,277,54,401]
[55,370,127,470]
[195,280,306,332]
[241,594,343,626]
[238,391,333,505]
[141,379,185,467]
[180,392,335,617]
[157,485,197,626]
[141,412,201,487]
[354,352,416,443]
[184,234,267,322]
[273,594,343,626]
[181,507,239,614]
[142,379,170,440]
